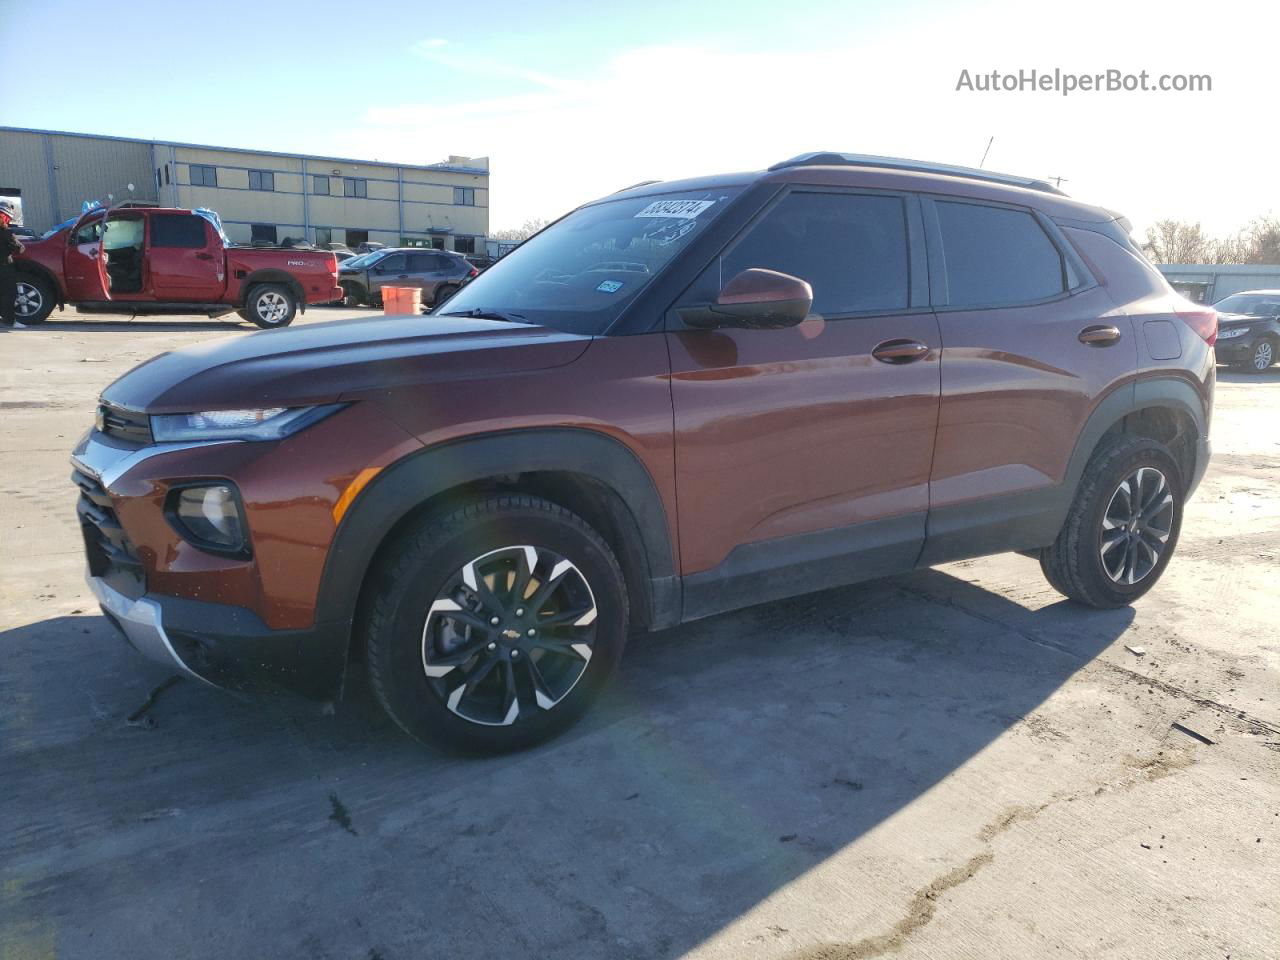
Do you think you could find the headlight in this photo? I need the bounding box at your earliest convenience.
[150,404,343,442]
[1216,327,1249,340]
[167,483,248,555]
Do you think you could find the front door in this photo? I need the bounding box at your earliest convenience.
[147,213,224,301]
[63,214,108,302]
[667,189,941,619]
[369,252,409,299]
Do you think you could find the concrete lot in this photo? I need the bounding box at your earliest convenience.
[1,308,1277,960]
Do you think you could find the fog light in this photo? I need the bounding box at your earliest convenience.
[170,484,247,553]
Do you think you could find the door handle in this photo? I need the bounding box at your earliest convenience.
[1078,324,1121,346]
[872,339,930,364]
[196,252,214,260]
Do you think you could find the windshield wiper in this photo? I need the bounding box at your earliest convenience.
[440,307,531,324]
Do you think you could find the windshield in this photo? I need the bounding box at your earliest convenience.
[1213,293,1280,317]
[438,189,742,334]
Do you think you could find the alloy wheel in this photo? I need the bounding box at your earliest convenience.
[421,544,598,726]
[1253,340,1273,371]
[15,281,42,318]
[256,291,290,324]
[1100,466,1174,584]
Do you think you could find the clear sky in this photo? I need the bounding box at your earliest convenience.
[3,0,1276,235]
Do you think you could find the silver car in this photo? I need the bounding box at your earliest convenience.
[337,248,476,308]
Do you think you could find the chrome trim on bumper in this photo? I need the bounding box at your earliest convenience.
[71,428,239,492]
[88,576,215,686]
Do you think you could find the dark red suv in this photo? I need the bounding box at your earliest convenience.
[72,153,1215,752]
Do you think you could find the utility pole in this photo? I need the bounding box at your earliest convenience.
[979,136,994,168]
[1048,175,1069,189]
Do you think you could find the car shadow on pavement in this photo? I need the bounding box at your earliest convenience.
[1217,366,1280,385]
[1,566,1133,960]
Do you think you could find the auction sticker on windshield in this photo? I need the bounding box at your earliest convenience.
[634,199,716,219]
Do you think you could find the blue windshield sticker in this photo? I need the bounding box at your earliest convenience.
[597,280,624,294]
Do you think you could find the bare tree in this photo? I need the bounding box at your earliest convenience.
[1243,216,1280,265]
[1144,220,1214,264]
[1143,214,1280,265]
[491,218,550,245]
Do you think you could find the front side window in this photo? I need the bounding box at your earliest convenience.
[190,164,217,187]
[935,201,1066,307]
[248,170,275,192]
[722,192,909,315]
[374,253,407,273]
[343,178,367,198]
[441,189,741,334]
[72,219,103,246]
[313,175,330,195]
[150,214,208,249]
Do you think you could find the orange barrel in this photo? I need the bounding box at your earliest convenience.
[382,286,421,315]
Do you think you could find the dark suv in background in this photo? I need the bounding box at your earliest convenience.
[73,152,1215,752]
[337,246,477,308]
[1211,290,1280,372]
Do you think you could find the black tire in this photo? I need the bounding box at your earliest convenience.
[1244,337,1276,373]
[433,283,459,307]
[1040,435,1184,608]
[341,282,365,308]
[243,283,297,328]
[14,274,56,324]
[363,495,629,753]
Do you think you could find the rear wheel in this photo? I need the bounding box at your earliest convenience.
[364,496,629,753]
[1040,436,1183,608]
[14,275,55,324]
[433,283,459,307]
[243,283,297,328]
[1246,337,1275,372]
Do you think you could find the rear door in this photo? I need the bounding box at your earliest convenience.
[406,251,438,297]
[919,196,1138,564]
[666,188,941,618]
[147,213,224,301]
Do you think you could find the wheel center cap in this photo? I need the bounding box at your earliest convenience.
[501,628,521,641]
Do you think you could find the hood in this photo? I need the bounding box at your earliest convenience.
[101,314,592,413]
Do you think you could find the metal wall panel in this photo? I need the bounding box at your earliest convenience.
[48,133,154,223]
[0,130,57,229]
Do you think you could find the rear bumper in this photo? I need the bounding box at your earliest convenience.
[92,575,350,701]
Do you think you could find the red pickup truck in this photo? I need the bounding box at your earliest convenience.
[12,206,341,328]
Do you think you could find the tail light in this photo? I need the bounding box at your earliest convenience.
[468,266,479,278]
[1176,305,1218,346]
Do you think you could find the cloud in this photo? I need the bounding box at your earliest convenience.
[366,2,1279,233]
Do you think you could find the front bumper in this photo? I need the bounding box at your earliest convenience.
[1214,337,1256,363]
[92,574,350,700]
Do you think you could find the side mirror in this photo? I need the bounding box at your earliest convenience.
[681,268,813,330]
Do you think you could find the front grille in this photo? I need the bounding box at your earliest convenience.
[73,468,145,599]
[98,403,152,444]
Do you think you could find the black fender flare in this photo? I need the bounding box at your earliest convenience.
[238,269,307,314]
[13,261,66,310]
[314,427,679,629]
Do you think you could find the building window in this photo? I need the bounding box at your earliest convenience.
[453,236,476,254]
[429,235,446,250]
[343,177,367,198]
[346,229,369,248]
[190,164,218,187]
[313,175,330,195]
[164,164,171,185]
[156,168,162,190]
[314,226,332,247]
[250,223,278,245]
[453,187,476,206]
[248,170,275,192]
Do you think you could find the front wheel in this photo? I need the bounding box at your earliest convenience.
[1244,338,1275,372]
[14,275,56,324]
[244,283,297,328]
[1040,436,1183,608]
[363,496,629,753]
[341,282,365,308]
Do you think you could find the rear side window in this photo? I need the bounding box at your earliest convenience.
[724,192,909,315]
[936,201,1065,306]
[150,214,207,249]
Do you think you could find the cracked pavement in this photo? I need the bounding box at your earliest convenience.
[1,311,1277,959]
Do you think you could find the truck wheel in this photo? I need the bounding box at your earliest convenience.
[363,495,629,754]
[1040,436,1183,608]
[244,283,297,328]
[14,275,55,324]
[433,283,459,307]
[341,283,364,308]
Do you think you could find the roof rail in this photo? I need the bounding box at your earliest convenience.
[768,152,1066,195]
[613,180,661,194]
